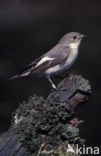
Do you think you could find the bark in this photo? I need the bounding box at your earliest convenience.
[0,74,91,156]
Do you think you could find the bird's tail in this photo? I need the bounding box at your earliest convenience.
[5,70,31,83]
[8,75,20,81]
[5,74,21,83]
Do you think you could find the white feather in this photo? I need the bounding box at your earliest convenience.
[21,71,30,76]
[35,56,55,67]
[69,42,80,49]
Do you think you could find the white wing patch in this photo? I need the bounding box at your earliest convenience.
[35,56,55,68]
[21,71,30,76]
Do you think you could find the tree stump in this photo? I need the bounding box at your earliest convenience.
[0,74,91,156]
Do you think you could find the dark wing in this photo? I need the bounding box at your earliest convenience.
[30,45,71,75]
[26,56,44,68]
[7,56,44,81]
[8,45,70,80]
[12,56,43,77]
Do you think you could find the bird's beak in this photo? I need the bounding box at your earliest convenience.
[81,35,88,39]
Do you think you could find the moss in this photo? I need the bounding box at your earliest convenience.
[10,93,79,156]
[9,74,91,156]
[75,75,91,92]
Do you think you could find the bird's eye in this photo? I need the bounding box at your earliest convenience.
[73,36,77,39]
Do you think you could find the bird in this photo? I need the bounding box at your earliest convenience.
[8,32,87,90]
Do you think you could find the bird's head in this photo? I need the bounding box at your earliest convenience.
[59,32,87,48]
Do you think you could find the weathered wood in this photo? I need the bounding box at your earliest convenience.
[0,74,91,156]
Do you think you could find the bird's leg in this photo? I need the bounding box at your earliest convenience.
[46,76,69,91]
[47,76,57,90]
[46,76,67,91]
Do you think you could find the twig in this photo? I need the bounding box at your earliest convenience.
[37,143,45,156]
[37,135,45,156]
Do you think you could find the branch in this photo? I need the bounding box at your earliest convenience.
[0,74,91,156]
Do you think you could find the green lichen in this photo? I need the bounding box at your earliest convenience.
[75,75,91,92]
[9,74,91,156]
[10,92,80,156]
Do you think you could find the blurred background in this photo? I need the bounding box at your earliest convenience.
[0,0,101,147]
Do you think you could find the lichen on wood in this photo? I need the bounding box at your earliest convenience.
[0,74,91,156]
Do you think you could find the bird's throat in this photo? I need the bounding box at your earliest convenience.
[69,42,80,49]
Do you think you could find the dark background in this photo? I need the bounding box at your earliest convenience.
[0,0,101,147]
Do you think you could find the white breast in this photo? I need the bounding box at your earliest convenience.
[65,45,79,67]
[45,42,80,76]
